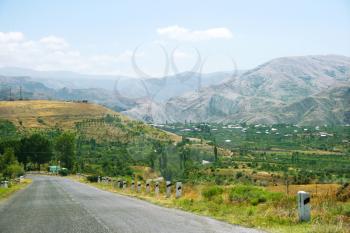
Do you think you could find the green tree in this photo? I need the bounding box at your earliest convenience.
[0,148,24,179]
[19,134,53,171]
[55,133,76,170]
[147,150,157,170]
[214,145,218,162]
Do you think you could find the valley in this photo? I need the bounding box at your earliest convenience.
[0,100,349,233]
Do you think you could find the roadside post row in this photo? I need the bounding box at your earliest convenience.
[96,176,311,222]
[0,175,25,188]
[97,177,183,198]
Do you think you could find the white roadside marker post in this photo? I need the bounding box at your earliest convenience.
[137,181,141,193]
[98,176,101,183]
[146,181,150,193]
[4,181,8,189]
[297,191,311,222]
[166,181,171,198]
[176,182,182,198]
[131,181,135,191]
[155,182,159,196]
[19,176,24,183]
[123,181,127,189]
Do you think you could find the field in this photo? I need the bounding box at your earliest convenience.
[157,122,350,185]
[0,100,119,128]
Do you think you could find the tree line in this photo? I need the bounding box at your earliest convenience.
[0,132,75,180]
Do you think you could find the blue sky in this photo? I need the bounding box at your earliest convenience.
[0,0,349,76]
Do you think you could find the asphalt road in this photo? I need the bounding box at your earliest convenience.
[0,176,264,233]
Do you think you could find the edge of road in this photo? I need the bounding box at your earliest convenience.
[0,178,32,204]
[67,175,267,233]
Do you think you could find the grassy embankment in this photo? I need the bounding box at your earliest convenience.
[70,175,350,233]
[0,179,32,201]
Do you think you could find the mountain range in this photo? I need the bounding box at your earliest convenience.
[123,55,350,125]
[1,54,349,125]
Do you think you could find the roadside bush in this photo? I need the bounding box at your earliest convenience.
[202,186,224,201]
[4,164,24,179]
[341,203,350,217]
[87,175,99,182]
[59,168,69,176]
[229,184,282,206]
[336,183,350,201]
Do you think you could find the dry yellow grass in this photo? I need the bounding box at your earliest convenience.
[0,100,182,143]
[71,175,349,233]
[0,100,120,128]
[267,183,340,197]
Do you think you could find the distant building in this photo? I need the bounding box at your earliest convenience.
[49,165,60,173]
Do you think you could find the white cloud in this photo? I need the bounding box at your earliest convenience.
[157,25,233,41]
[0,32,132,75]
[39,36,69,50]
[0,32,24,43]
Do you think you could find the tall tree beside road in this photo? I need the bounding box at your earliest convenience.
[19,133,53,171]
[0,148,24,179]
[55,133,76,170]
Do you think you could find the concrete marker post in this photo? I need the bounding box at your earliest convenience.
[297,191,311,222]
[98,176,101,183]
[131,181,135,191]
[4,181,8,189]
[176,182,182,198]
[123,181,127,189]
[166,181,171,198]
[137,181,141,193]
[155,182,160,196]
[146,181,150,193]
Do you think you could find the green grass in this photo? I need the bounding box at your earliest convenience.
[0,179,31,201]
[75,176,350,233]
[228,184,283,205]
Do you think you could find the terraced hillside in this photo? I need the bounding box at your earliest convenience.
[0,100,119,128]
[0,100,181,142]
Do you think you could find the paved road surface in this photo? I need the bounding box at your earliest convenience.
[0,176,264,233]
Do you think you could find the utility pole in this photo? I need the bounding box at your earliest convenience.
[9,87,12,100]
[20,85,23,100]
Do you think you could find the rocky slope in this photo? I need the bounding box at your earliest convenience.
[124,55,350,125]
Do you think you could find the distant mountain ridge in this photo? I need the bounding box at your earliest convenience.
[0,67,232,102]
[123,55,350,125]
[0,70,232,112]
[1,55,349,125]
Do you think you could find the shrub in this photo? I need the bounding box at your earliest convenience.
[235,172,243,179]
[202,186,224,201]
[87,175,99,182]
[336,183,350,202]
[341,203,350,217]
[59,168,69,176]
[229,184,282,206]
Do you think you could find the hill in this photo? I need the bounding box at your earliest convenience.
[0,100,118,128]
[124,55,350,125]
[0,100,181,142]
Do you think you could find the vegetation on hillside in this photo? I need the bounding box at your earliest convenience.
[0,101,349,232]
